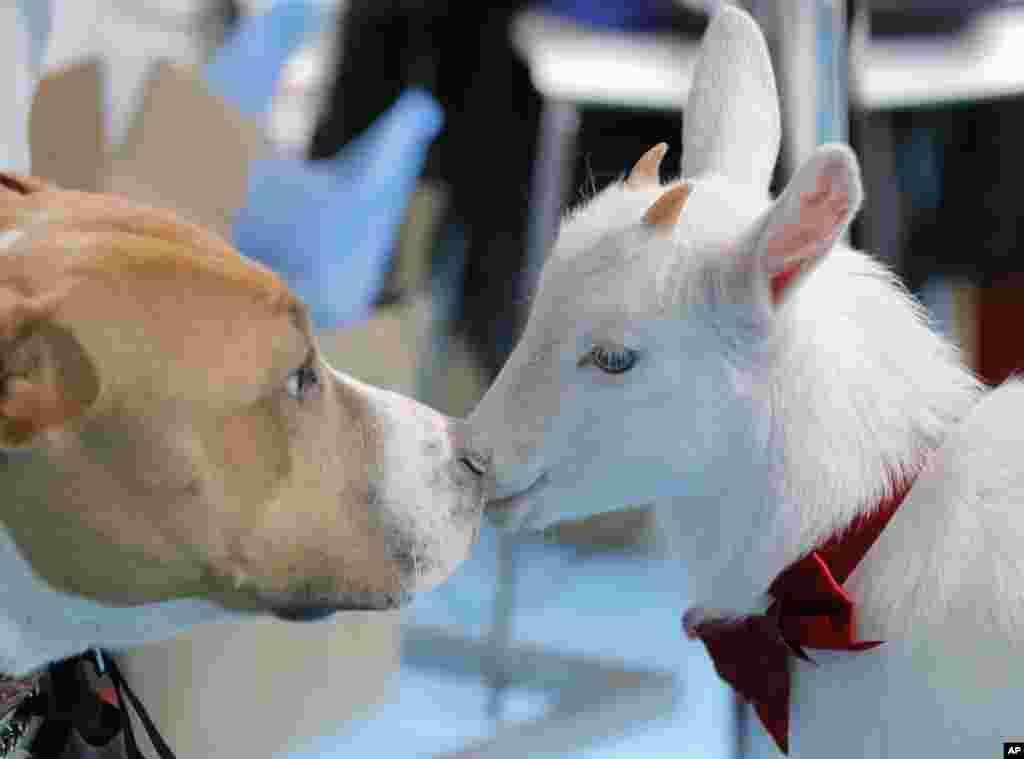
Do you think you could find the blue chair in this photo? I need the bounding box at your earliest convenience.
[206,1,444,329]
[15,0,50,73]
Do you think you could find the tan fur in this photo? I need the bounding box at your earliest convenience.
[0,173,480,617]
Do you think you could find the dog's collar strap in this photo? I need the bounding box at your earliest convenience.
[690,469,918,755]
[0,651,177,758]
[100,649,178,759]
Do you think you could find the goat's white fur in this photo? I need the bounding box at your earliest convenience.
[468,6,1024,754]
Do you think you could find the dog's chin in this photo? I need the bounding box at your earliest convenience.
[271,590,413,622]
[272,605,343,623]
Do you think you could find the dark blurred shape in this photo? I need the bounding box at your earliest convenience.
[310,1,540,374]
[851,1,1024,387]
[543,0,704,33]
[869,0,1009,37]
[223,0,241,31]
[977,274,1024,385]
[893,101,1024,291]
[310,1,709,375]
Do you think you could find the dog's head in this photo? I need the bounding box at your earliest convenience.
[466,7,864,534]
[0,174,487,620]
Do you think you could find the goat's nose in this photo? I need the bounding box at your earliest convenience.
[448,418,490,478]
[457,449,489,477]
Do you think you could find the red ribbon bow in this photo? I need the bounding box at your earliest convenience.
[689,480,912,754]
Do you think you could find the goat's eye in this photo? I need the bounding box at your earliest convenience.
[589,345,637,374]
[286,360,320,401]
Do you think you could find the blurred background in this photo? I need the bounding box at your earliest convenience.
[9,0,1024,757]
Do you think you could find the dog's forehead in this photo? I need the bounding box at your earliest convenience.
[2,187,299,312]
[94,219,295,310]
[0,189,316,403]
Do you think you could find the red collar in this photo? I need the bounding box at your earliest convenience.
[687,471,917,754]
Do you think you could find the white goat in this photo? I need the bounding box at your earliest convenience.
[468,6,1024,755]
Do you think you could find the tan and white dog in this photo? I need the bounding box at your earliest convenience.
[0,173,488,677]
[467,6,1024,756]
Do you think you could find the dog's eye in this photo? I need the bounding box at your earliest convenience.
[286,361,320,401]
[588,346,637,375]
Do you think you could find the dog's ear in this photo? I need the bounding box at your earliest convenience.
[680,6,780,191]
[753,144,863,307]
[0,283,99,449]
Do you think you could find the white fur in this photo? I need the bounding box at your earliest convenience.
[334,370,481,595]
[476,170,980,616]
[849,379,1024,645]
[782,381,1024,755]
[467,6,1024,754]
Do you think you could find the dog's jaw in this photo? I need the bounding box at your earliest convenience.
[0,524,234,677]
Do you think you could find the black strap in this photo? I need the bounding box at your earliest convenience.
[27,656,121,755]
[99,651,178,759]
[14,651,178,758]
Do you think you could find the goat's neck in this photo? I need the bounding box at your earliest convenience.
[767,250,981,624]
[684,249,982,620]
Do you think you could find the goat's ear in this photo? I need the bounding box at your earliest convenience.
[753,144,862,307]
[0,284,99,449]
[681,5,780,190]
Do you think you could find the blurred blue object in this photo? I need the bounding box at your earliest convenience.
[288,526,733,758]
[542,0,681,31]
[205,0,325,124]
[7,0,49,174]
[206,1,444,329]
[233,90,443,328]
[15,0,50,73]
